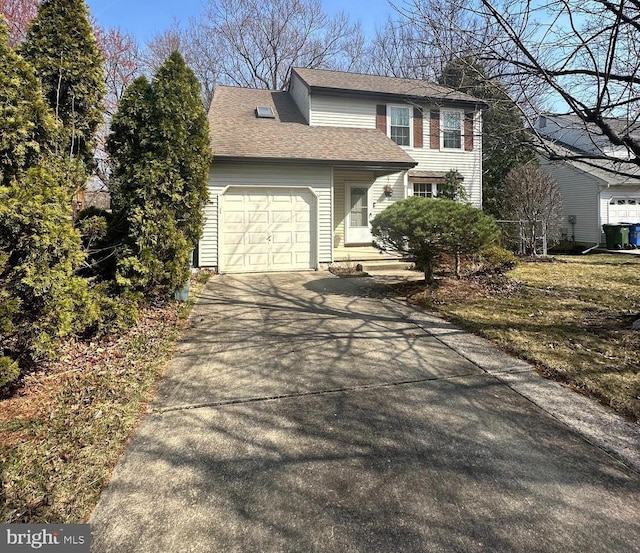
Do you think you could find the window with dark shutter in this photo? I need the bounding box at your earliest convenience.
[464,112,474,151]
[430,110,440,149]
[376,104,386,133]
[413,107,423,149]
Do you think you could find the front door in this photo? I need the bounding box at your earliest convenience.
[345,184,372,244]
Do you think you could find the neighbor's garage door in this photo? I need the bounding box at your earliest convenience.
[608,198,640,224]
[219,188,315,273]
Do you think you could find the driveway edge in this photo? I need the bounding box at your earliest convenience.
[380,294,640,473]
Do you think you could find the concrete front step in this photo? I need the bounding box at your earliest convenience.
[359,260,415,272]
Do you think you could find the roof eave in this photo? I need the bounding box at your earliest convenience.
[307,85,487,109]
[212,155,417,170]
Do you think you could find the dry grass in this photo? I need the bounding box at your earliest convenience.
[0,279,206,523]
[403,254,640,422]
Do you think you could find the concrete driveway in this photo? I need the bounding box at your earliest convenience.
[90,272,640,553]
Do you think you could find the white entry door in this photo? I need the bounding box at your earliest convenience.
[345,184,372,244]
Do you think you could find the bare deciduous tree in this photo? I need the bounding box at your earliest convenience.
[403,0,640,170]
[95,26,140,116]
[143,22,221,108]
[475,0,640,168]
[368,17,434,80]
[202,0,366,90]
[503,164,564,255]
[0,0,38,46]
[142,23,182,76]
[370,0,504,82]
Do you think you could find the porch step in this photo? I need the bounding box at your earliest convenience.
[359,260,415,272]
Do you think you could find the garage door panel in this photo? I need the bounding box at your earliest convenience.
[222,232,246,246]
[295,211,311,223]
[224,212,246,224]
[271,253,294,266]
[224,254,248,269]
[220,188,315,273]
[248,253,270,266]
[248,212,269,223]
[272,211,293,223]
[248,232,270,245]
[271,231,293,244]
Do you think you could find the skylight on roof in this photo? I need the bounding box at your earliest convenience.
[256,106,275,119]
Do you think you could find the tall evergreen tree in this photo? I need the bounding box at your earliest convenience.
[151,51,210,247]
[0,20,94,385]
[106,76,155,213]
[0,16,59,184]
[439,57,536,218]
[107,52,210,297]
[20,0,105,168]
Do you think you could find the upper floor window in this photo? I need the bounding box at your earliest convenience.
[442,110,462,149]
[389,105,411,146]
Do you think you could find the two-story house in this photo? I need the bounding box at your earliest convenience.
[534,114,640,245]
[198,68,486,273]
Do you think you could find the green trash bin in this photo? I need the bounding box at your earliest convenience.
[602,224,630,249]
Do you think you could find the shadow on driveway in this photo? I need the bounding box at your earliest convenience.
[90,272,640,553]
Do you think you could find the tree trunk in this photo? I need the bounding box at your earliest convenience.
[424,258,434,284]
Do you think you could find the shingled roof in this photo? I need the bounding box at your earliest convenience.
[292,67,485,106]
[209,86,417,168]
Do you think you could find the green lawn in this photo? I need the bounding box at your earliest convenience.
[412,254,640,422]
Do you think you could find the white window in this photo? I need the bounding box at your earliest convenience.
[388,105,411,146]
[442,110,462,149]
[413,182,437,197]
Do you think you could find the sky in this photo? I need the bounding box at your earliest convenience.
[85,0,395,44]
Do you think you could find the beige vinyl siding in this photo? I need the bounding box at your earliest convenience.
[199,197,219,266]
[310,94,377,128]
[289,72,310,123]
[309,95,483,206]
[539,157,602,244]
[410,112,483,207]
[371,172,405,218]
[200,163,332,267]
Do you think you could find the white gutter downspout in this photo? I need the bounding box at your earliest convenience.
[597,182,610,246]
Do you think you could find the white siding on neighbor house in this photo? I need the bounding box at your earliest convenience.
[309,95,377,128]
[539,157,602,244]
[289,72,310,123]
[200,163,332,268]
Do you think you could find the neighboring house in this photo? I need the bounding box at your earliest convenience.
[534,114,640,245]
[200,67,486,273]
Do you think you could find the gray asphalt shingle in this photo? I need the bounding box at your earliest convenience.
[209,86,417,166]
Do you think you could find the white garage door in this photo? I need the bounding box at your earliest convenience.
[608,198,640,224]
[220,188,315,273]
